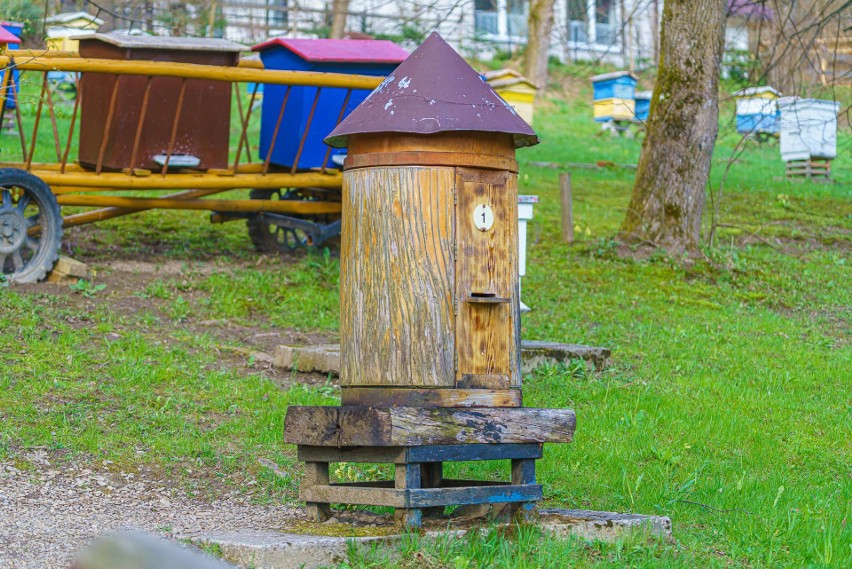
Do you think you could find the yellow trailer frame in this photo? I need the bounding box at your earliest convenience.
[0,51,383,228]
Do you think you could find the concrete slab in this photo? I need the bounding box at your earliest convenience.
[274,344,340,375]
[190,510,670,569]
[274,341,611,375]
[519,341,611,372]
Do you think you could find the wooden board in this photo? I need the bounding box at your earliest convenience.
[299,481,540,509]
[284,406,575,447]
[340,166,456,387]
[407,484,541,507]
[454,168,521,388]
[340,387,521,408]
[301,484,407,508]
[296,443,542,464]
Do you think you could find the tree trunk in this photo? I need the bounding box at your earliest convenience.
[620,0,727,254]
[524,0,556,88]
[330,0,350,39]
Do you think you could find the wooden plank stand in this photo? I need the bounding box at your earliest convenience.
[285,405,576,526]
[295,443,543,527]
[785,158,832,182]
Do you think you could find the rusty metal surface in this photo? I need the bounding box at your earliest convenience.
[77,38,238,171]
[325,33,538,149]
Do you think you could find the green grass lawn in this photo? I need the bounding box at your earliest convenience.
[0,71,850,567]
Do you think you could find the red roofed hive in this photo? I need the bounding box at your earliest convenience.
[330,32,539,406]
[0,26,21,46]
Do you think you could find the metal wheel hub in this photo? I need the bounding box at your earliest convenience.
[0,209,26,254]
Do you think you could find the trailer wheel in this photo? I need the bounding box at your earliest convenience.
[246,188,311,253]
[0,169,63,284]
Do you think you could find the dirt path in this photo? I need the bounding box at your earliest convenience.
[2,255,329,568]
[0,453,297,568]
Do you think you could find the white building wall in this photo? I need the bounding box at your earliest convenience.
[220,1,740,71]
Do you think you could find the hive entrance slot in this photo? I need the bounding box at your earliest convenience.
[468,292,510,304]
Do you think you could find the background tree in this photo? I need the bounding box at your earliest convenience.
[330,0,349,39]
[524,0,556,87]
[620,0,727,255]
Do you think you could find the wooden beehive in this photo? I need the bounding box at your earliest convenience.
[285,34,575,526]
[325,33,539,410]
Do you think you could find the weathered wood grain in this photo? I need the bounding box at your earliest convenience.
[340,387,522,408]
[348,132,516,160]
[303,461,331,521]
[406,443,542,463]
[340,166,456,388]
[345,151,518,172]
[300,484,407,508]
[407,484,542,507]
[284,407,575,446]
[455,168,521,388]
[298,445,406,464]
[285,406,392,447]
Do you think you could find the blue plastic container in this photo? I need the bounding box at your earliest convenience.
[1,22,23,109]
[252,38,408,170]
[634,90,651,121]
[590,71,637,101]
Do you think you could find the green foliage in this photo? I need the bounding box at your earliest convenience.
[0,0,44,41]
[69,279,106,298]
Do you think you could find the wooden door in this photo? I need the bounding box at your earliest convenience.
[454,168,521,388]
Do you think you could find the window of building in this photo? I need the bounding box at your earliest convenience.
[269,0,288,27]
[474,0,528,39]
[475,0,499,36]
[595,0,615,45]
[567,0,618,47]
[506,0,529,38]
[567,0,588,43]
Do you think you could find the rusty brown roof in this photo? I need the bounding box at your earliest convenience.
[324,32,538,148]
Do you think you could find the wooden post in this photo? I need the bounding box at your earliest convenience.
[303,461,331,522]
[560,172,574,243]
[395,463,422,527]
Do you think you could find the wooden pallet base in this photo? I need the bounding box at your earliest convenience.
[786,159,832,181]
[297,443,542,527]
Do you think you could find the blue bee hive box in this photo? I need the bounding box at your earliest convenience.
[252,38,408,170]
[591,71,637,100]
[590,71,637,122]
[734,86,781,135]
[634,90,651,121]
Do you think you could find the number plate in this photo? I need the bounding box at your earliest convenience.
[473,203,494,232]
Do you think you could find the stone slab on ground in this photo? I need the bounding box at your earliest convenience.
[274,344,342,376]
[191,509,670,569]
[519,341,611,372]
[274,341,611,375]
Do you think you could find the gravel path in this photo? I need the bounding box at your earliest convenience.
[0,454,297,568]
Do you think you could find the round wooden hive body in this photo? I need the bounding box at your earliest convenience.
[340,133,522,407]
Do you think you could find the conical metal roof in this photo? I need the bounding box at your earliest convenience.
[324,33,538,149]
